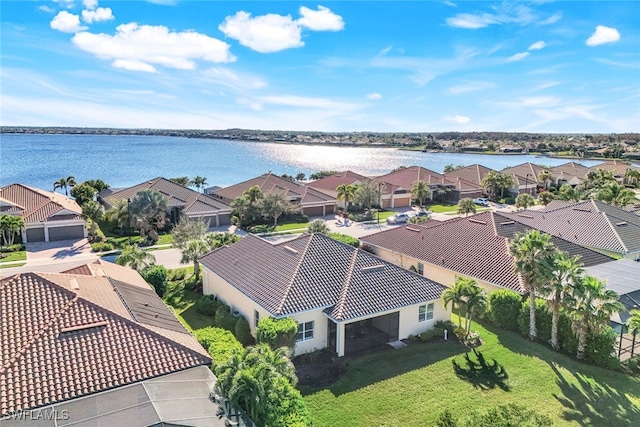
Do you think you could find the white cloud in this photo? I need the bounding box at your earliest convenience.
[586,25,620,46]
[447,4,561,29]
[445,81,498,95]
[508,52,529,62]
[219,11,303,53]
[53,0,75,9]
[297,6,344,31]
[82,7,114,24]
[50,11,87,33]
[378,45,392,56]
[367,93,382,100]
[444,1,457,7]
[72,23,235,72]
[83,0,98,10]
[200,67,267,91]
[528,40,546,50]
[446,13,496,29]
[444,114,471,124]
[219,6,344,53]
[39,5,56,14]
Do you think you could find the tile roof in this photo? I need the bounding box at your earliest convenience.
[501,199,640,255]
[212,173,337,206]
[500,163,546,183]
[362,211,614,294]
[0,184,83,223]
[590,160,640,177]
[376,166,458,190]
[199,233,447,321]
[0,261,210,416]
[444,164,495,187]
[307,170,371,192]
[100,177,231,215]
[550,162,589,181]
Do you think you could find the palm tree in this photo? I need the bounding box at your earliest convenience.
[53,176,76,196]
[115,244,156,271]
[443,276,469,328]
[537,191,555,206]
[245,345,297,385]
[624,169,640,188]
[515,193,535,210]
[180,238,210,280]
[307,219,330,234]
[626,310,640,336]
[566,275,622,359]
[538,170,554,190]
[231,196,250,225]
[260,192,295,227]
[457,198,476,217]
[242,185,263,223]
[411,180,430,207]
[204,231,241,250]
[228,367,266,422]
[481,171,513,199]
[128,189,168,241]
[169,176,191,186]
[509,230,558,340]
[336,184,357,209]
[105,199,130,234]
[497,173,515,198]
[461,279,487,334]
[540,252,583,350]
[0,214,25,247]
[81,200,104,240]
[557,183,582,202]
[594,182,636,207]
[190,176,208,192]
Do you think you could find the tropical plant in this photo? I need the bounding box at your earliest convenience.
[204,231,241,250]
[626,310,640,336]
[354,180,382,210]
[81,200,105,239]
[460,278,487,334]
[594,182,636,207]
[139,264,168,296]
[336,183,357,208]
[180,238,210,280]
[295,172,306,181]
[624,168,640,188]
[481,171,513,199]
[190,175,208,192]
[259,192,296,227]
[53,176,76,196]
[309,170,339,180]
[83,179,110,193]
[69,183,97,206]
[509,230,558,340]
[171,216,209,249]
[442,276,469,328]
[128,189,168,242]
[115,244,156,271]
[231,196,250,225]
[307,219,330,234]
[457,198,476,217]
[411,180,430,207]
[537,191,555,206]
[169,176,191,186]
[556,183,582,202]
[105,198,131,234]
[565,275,622,359]
[537,170,554,190]
[580,168,616,194]
[515,193,535,210]
[540,252,583,350]
[0,214,25,247]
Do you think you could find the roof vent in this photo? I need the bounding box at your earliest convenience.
[499,221,515,225]
[406,226,421,232]
[59,321,108,334]
[469,218,486,224]
[517,214,534,219]
[573,207,592,212]
[284,245,299,254]
[616,221,627,226]
[361,264,385,273]
[69,279,80,290]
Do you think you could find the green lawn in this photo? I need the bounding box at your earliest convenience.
[164,267,215,332]
[108,233,173,247]
[0,250,27,263]
[425,203,460,213]
[302,322,640,427]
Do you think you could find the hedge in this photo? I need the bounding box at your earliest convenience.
[487,289,523,331]
[327,232,359,248]
[234,315,254,346]
[195,327,243,368]
[256,317,298,349]
[140,264,167,297]
[215,304,237,332]
[195,295,221,316]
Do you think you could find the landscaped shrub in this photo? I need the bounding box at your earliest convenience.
[234,315,254,345]
[327,232,359,247]
[623,356,640,375]
[139,264,168,297]
[256,317,298,349]
[168,267,187,281]
[0,244,25,253]
[214,304,237,332]
[557,312,578,355]
[487,289,522,330]
[517,297,552,341]
[91,242,114,253]
[195,294,220,316]
[584,326,619,369]
[195,327,243,368]
[435,320,455,333]
[419,327,445,342]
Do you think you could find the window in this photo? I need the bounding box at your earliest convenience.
[254,310,260,328]
[419,303,434,322]
[296,321,314,342]
[417,263,424,275]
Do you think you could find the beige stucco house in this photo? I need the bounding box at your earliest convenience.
[199,233,449,357]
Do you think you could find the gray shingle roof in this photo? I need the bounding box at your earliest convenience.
[199,233,447,321]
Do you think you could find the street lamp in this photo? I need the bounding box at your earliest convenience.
[127,198,132,245]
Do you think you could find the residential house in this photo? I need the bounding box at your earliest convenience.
[501,199,640,260]
[443,164,494,198]
[307,170,374,209]
[199,233,449,357]
[211,173,337,217]
[361,211,614,295]
[501,163,546,195]
[550,162,589,187]
[0,183,87,243]
[589,160,640,185]
[99,177,233,226]
[0,260,225,426]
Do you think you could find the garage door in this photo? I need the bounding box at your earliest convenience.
[303,206,325,217]
[393,197,411,207]
[48,225,85,241]
[217,214,231,226]
[26,227,45,243]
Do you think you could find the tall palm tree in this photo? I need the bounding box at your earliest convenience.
[538,170,554,190]
[443,276,469,328]
[190,176,208,192]
[566,275,622,359]
[0,214,25,247]
[481,171,513,199]
[53,176,76,196]
[411,180,430,207]
[594,182,636,207]
[105,199,130,234]
[228,367,266,423]
[509,230,558,340]
[180,238,210,280]
[169,176,191,186]
[540,252,584,350]
[242,185,263,223]
[336,183,357,208]
[461,279,487,334]
[81,200,104,239]
[497,173,515,198]
[515,193,535,210]
[624,169,640,188]
[626,310,640,336]
[457,198,476,217]
[115,244,156,271]
[128,189,168,240]
[231,196,250,225]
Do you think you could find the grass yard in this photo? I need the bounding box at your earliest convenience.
[425,203,460,213]
[302,322,640,427]
[0,250,27,263]
[164,266,215,332]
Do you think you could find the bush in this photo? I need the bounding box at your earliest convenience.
[234,315,254,345]
[624,356,640,374]
[91,242,114,253]
[503,197,516,205]
[419,327,445,342]
[487,289,522,330]
[257,317,298,349]
[195,327,243,368]
[435,320,455,333]
[168,267,187,281]
[0,244,25,253]
[195,295,220,316]
[453,326,467,341]
[215,304,237,332]
[517,297,552,341]
[327,232,359,247]
[584,326,619,369]
[140,264,168,297]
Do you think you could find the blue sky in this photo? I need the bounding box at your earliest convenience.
[1,1,638,132]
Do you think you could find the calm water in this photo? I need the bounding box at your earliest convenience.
[0,134,602,190]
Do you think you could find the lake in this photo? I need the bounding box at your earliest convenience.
[0,134,603,190]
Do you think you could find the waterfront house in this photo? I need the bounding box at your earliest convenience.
[549,162,589,187]
[211,173,338,217]
[589,160,640,185]
[199,233,449,357]
[0,183,87,243]
[501,163,546,195]
[0,260,220,426]
[98,177,233,226]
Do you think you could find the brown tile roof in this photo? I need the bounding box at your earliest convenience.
[0,184,83,223]
[500,163,546,183]
[376,166,457,191]
[362,211,614,293]
[590,160,640,177]
[100,177,231,215]
[0,261,210,416]
[212,173,337,206]
[444,164,495,187]
[501,199,640,255]
[550,162,589,181]
[307,170,371,192]
[199,233,447,321]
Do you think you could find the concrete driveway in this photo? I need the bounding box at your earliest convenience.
[25,238,94,260]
